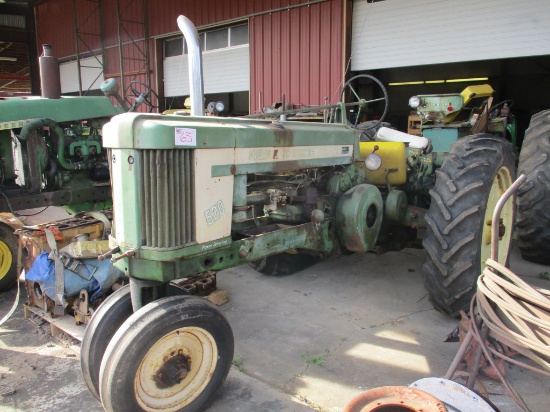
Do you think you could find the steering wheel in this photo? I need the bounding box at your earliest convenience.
[488,99,514,115]
[128,80,160,113]
[340,74,389,130]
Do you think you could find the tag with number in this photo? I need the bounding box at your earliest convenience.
[175,127,197,147]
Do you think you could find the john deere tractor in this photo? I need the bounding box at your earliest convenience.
[78,15,516,412]
[0,45,158,292]
[408,84,516,315]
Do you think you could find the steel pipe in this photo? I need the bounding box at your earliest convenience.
[177,15,204,116]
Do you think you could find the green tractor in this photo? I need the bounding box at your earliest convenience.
[0,95,120,291]
[0,45,158,292]
[79,15,517,412]
[407,84,516,315]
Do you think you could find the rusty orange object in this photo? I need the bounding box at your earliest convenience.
[343,386,447,412]
[32,225,64,241]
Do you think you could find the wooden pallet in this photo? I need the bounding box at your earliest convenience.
[23,304,85,342]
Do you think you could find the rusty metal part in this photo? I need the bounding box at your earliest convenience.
[110,249,135,263]
[343,386,447,412]
[21,211,113,319]
[17,210,113,273]
[453,311,509,381]
[73,289,92,325]
[0,186,112,213]
[24,280,59,315]
[98,246,120,261]
[173,271,217,297]
[153,349,192,389]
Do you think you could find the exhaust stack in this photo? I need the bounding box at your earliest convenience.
[176,15,204,116]
[39,44,61,99]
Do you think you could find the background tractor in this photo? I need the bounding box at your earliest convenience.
[79,15,517,412]
[407,85,516,316]
[0,45,157,292]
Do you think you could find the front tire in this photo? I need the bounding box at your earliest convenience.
[516,109,550,264]
[423,134,515,317]
[99,296,234,412]
[81,284,190,400]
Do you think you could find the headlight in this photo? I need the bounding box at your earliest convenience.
[364,153,382,171]
[215,101,225,112]
[409,96,421,108]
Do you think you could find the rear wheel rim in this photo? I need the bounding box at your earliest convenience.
[135,326,218,411]
[481,165,514,266]
[0,240,13,281]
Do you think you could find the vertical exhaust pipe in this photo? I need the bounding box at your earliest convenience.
[39,44,61,99]
[176,15,204,116]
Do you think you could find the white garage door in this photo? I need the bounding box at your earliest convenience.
[351,0,550,71]
[163,24,250,97]
[59,55,104,93]
[164,46,250,97]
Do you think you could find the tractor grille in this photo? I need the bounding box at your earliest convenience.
[139,149,195,248]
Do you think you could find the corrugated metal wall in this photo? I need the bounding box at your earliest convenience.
[35,0,347,112]
[250,0,346,113]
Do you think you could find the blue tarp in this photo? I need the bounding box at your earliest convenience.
[26,252,127,302]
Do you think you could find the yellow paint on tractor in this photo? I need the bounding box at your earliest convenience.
[358,142,407,186]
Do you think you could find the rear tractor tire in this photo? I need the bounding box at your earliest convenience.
[99,295,234,412]
[423,134,515,317]
[516,109,550,264]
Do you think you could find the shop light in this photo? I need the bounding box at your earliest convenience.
[446,77,489,83]
[389,77,489,86]
[388,81,424,86]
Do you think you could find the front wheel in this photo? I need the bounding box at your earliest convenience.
[99,295,234,412]
[423,134,515,317]
[81,283,190,400]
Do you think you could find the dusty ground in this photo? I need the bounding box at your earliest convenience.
[0,237,549,411]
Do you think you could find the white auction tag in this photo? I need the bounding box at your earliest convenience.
[175,127,197,146]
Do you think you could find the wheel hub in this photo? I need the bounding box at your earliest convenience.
[135,326,218,410]
[154,350,192,389]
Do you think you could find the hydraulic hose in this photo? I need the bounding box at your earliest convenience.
[17,118,84,170]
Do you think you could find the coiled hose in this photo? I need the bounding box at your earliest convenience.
[477,259,550,376]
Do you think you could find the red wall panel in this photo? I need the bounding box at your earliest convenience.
[250,0,345,113]
[35,0,347,113]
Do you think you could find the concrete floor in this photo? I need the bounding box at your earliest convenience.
[0,209,549,411]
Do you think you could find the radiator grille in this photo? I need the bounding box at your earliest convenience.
[139,149,195,248]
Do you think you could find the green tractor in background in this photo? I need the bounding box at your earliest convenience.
[0,47,158,292]
[0,94,120,291]
[407,84,516,315]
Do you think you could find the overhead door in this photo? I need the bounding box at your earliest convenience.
[164,46,250,97]
[163,23,250,97]
[59,55,104,93]
[351,0,550,71]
